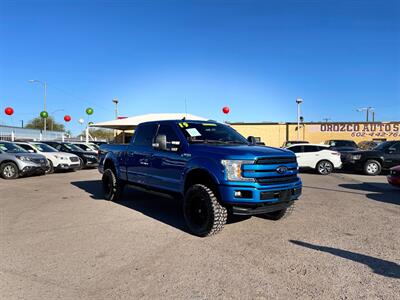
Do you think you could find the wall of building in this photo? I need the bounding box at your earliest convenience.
[231,122,400,147]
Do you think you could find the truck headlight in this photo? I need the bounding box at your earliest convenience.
[351,154,362,160]
[16,155,32,162]
[221,160,254,182]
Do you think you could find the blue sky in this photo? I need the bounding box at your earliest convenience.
[1,0,399,134]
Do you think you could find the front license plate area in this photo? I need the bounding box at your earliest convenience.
[279,189,291,202]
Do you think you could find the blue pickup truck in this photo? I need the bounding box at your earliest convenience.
[98,119,302,237]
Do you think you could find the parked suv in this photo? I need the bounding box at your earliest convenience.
[342,141,400,175]
[42,141,99,169]
[286,144,342,175]
[324,140,358,154]
[0,141,47,179]
[16,142,80,173]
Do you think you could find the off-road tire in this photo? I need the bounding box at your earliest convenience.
[46,159,54,174]
[316,160,333,175]
[183,184,227,237]
[102,169,124,201]
[363,160,381,176]
[0,162,19,179]
[264,202,295,220]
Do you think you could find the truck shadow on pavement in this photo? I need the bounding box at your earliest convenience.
[338,183,400,205]
[290,240,400,279]
[71,180,249,235]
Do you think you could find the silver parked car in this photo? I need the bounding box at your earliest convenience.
[0,141,48,179]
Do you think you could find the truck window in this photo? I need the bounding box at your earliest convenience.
[133,124,158,147]
[156,124,181,150]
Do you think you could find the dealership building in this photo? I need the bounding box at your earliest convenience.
[229,121,400,147]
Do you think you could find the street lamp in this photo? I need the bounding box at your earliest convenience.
[112,98,119,119]
[28,79,47,133]
[296,98,303,140]
[50,109,64,131]
[356,107,374,122]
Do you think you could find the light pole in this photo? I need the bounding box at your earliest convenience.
[112,98,119,119]
[356,107,374,122]
[50,109,64,131]
[296,98,303,140]
[28,79,47,133]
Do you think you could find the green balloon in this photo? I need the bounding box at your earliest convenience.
[86,107,94,115]
[40,111,49,118]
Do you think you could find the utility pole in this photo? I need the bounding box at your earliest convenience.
[296,98,303,140]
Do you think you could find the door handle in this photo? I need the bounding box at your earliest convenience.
[139,161,149,166]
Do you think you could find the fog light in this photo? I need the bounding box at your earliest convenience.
[234,191,242,197]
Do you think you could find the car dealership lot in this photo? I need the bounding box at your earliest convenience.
[1,170,399,299]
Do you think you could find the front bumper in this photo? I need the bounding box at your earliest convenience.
[20,165,46,176]
[56,163,80,170]
[84,158,99,168]
[387,175,400,187]
[218,178,302,205]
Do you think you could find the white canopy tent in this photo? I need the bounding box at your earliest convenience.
[91,113,209,130]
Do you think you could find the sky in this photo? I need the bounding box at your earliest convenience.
[0,0,399,134]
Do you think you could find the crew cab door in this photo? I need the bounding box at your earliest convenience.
[383,142,400,168]
[126,123,158,184]
[148,124,187,192]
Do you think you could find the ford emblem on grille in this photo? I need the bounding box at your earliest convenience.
[276,166,288,174]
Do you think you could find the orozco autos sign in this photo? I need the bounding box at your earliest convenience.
[319,123,400,138]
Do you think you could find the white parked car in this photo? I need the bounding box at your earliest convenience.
[286,144,342,175]
[16,142,81,174]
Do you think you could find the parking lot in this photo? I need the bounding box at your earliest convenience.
[1,170,399,299]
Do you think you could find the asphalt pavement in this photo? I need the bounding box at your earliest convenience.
[1,169,399,299]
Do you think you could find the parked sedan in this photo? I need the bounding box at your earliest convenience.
[41,141,99,169]
[0,141,47,179]
[286,144,342,175]
[16,142,81,173]
[387,165,400,187]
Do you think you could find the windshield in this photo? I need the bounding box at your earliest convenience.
[373,141,391,151]
[327,140,357,148]
[64,143,84,151]
[75,144,95,151]
[0,142,28,153]
[32,143,58,153]
[178,122,248,145]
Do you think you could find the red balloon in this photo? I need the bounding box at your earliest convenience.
[64,115,71,122]
[5,107,14,116]
[222,106,230,114]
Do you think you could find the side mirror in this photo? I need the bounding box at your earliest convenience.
[153,134,167,150]
[152,135,180,152]
[247,136,256,145]
[28,149,35,153]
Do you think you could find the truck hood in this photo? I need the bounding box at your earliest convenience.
[190,144,294,160]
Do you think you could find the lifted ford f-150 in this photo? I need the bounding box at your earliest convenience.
[98,120,302,237]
